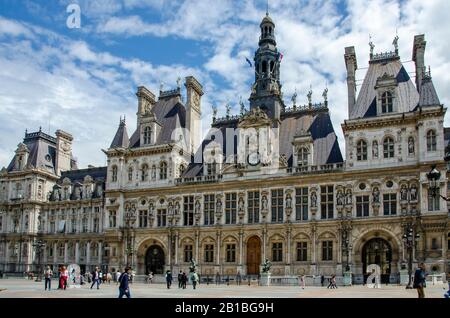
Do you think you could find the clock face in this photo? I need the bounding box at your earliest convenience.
[247,152,260,166]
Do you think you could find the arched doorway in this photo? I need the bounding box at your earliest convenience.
[362,238,392,284]
[246,236,261,275]
[145,245,165,274]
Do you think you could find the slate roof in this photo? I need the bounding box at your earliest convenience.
[419,75,440,107]
[351,58,419,119]
[182,107,343,177]
[59,166,107,184]
[7,131,57,174]
[110,119,129,148]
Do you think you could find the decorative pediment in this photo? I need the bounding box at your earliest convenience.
[375,72,397,88]
[238,107,271,127]
[15,143,29,153]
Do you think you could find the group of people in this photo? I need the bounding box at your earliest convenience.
[165,270,199,290]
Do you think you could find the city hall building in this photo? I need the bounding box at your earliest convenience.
[0,14,449,284]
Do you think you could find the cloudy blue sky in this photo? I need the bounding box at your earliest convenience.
[0,0,449,168]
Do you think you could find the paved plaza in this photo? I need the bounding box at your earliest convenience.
[0,279,448,298]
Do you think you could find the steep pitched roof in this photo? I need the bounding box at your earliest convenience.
[110,119,129,148]
[419,75,440,107]
[351,58,419,119]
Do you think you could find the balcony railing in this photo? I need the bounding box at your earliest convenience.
[287,163,344,174]
[175,174,223,185]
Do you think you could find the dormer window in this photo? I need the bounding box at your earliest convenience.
[179,165,186,177]
[207,161,217,175]
[17,155,23,170]
[160,162,167,180]
[143,126,152,145]
[111,166,118,182]
[426,130,437,152]
[381,91,393,113]
[296,147,309,167]
[141,164,149,182]
[383,137,395,158]
[128,167,133,182]
[356,140,367,161]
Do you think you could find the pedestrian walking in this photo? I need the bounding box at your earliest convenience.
[178,271,183,288]
[321,275,324,287]
[300,275,305,289]
[44,266,53,291]
[60,266,68,290]
[215,272,221,285]
[147,272,153,284]
[181,272,188,289]
[116,270,121,285]
[413,263,427,298]
[165,270,173,289]
[191,271,199,290]
[118,267,131,298]
[90,267,101,290]
[236,271,242,286]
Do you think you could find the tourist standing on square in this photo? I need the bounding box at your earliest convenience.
[413,263,427,298]
[91,267,100,289]
[118,267,131,298]
[165,270,173,289]
[215,272,221,285]
[178,271,183,288]
[44,266,53,291]
[182,272,187,289]
[191,271,199,290]
[236,271,242,286]
[321,275,324,287]
[60,266,69,290]
[299,275,305,289]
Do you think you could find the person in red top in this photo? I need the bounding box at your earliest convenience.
[60,266,68,290]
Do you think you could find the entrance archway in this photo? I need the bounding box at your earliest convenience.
[145,245,165,274]
[246,236,261,275]
[362,238,392,284]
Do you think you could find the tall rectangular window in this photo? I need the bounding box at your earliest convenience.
[272,242,283,262]
[225,244,236,262]
[93,218,99,233]
[271,189,284,223]
[322,241,333,261]
[383,193,397,215]
[184,245,193,262]
[0,215,2,232]
[321,185,334,219]
[356,195,370,217]
[428,189,440,211]
[295,187,308,221]
[247,191,260,224]
[82,218,88,233]
[204,194,215,225]
[157,209,167,227]
[296,242,308,261]
[50,221,55,233]
[204,244,214,263]
[225,193,237,224]
[109,211,117,228]
[183,196,194,226]
[139,210,148,228]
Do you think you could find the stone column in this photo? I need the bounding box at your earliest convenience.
[239,230,244,266]
[167,233,172,268]
[98,242,102,266]
[286,228,291,264]
[53,242,57,265]
[216,231,221,266]
[262,228,267,260]
[64,241,68,264]
[337,229,342,264]
[174,232,179,265]
[75,241,80,264]
[4,241,10,272]
[195,230,199,263]
[86,241,91,267]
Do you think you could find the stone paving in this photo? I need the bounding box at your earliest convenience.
[0,279,448,298]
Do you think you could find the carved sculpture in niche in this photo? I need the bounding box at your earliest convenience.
[216,197,222,213]
[195,199,201,214]
[175,202,180,215]
[310,191,317,208]
[168,202,173,215]
[286,193,292,209]
[400,184,408,201]
[337,189,344,206]
[372,187,380,203]
[238,197,245,213]
[345,189,352,205]
[410,184,417,201]
[408,137,415,154]
[262,195,268,211]
[372,141,378,158]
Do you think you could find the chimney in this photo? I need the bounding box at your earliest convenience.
[55,129,73,175]
[412,34,426,93]
[344,46,358,118]
[185,76,204,154]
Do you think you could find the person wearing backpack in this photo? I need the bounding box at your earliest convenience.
[118,267,131,298]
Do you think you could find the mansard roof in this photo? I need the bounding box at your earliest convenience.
[129,94,186,148]
[419,75,441,107]
[351,58,419,119]
[7,130,57,174]
[59,166,107,184]
[182,106,343,177]
[110,119,129,148]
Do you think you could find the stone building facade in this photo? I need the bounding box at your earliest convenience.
[0,14,449,283]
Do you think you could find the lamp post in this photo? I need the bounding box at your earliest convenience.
[32,239,46,282]
[342,229,350,272]
[124,205,136,269]
[402,225,420,289]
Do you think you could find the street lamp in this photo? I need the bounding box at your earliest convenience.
[124,205,136,269]
[32,239,46,282]
[402,225,420,289]
[342,230,350,272]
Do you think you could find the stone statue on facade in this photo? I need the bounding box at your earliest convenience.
[262,258,272,273]
[369,40,375,57]
[410,185,417,201]
[393,34,399,52]
[286,193,292,209]
[262,195,268,211]
[177,77,182,89]
[291,90,297,108]
[337,190,344,206]
[372,141,378,158]
[322,87,328,104]
[408,137,414,154]
[226,104,231,118]
[400,185,408,201]
[345,189,352,205]
[216,198,222,212]
[311,191,317,207]
[195,200,201,214]
[372,187,380,203]
[238,197,245,213]
[307,89,313,106]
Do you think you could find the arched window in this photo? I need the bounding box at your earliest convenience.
[427,130,437,152]
[143,126,152,145]
[141,164,149,182]
[179,164,186,177]
[381,91,393,113]
[128,167,133,181]
[111,166,118,182]
[383,137,395,158]
[160,162,167,180]
[356,140,367,161]
[297,147,309,167]
[270,61,274,73]
[262,61,267,74]
[269,27,272,34]
[264,26,268,35]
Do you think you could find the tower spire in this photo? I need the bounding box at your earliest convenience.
[266,0,269,16]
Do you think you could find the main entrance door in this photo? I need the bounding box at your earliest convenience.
[145,245,165,274]
[246,236,261,275]
[362,238,392,284]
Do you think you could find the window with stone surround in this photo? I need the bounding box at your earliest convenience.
[383,137,395,158]
[93,218,99,232]
[128,167,133,182]
[295,187,308,221]
[204,244,214,263]
[356,140,367,161]
[141,164,149,182]
[322,241,333,261]
[109,211,117,228]
[383,193,397,215]
[139,210,148,228]
[184,244,193,262]
[272,242,283,262]
[143,126,152,145]
[157,209,167,227]
[247,191,260,224]
[183,196,194,226]
[225,244,236,262]
[321,185,334,219]
[296,147,309,167]
[381,91,393,113]
[428,188,440,211]
[296,242,308,261]
[204,194,215,225]
[356,195,370,217]
[160,162,168,180]
[225,193,237,225]
[427,130,437,152]
[271,189,284,223]
[111,166,118,182]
